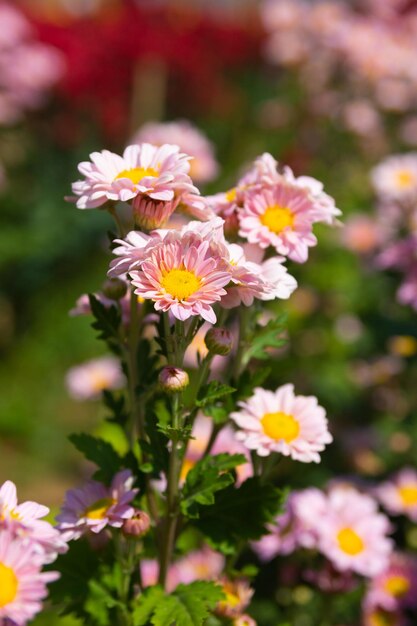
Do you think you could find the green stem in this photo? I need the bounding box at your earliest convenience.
[231,307,249,382]
[108,205,126,239]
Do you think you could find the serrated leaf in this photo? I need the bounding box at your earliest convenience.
[196,382,236,408]
[69,433,122,484]
[181,453,246,518]
[134,582,224,626]
[89,294,122,352]
[243,315,287,363]
[102,390,128,427]
[193,478,284,553]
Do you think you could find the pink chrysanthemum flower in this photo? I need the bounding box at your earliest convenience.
[108,230,153,278]
[71,143,198,209]
[233,615,257,626]
[281,165,341,225]
[364,553,417,613]
[130,230,232,324]
[215,578,254,619]
[0,481,67,563]
[238,185,319,263]
[221,243,297,309]
[0,530,58,626]
[56,470,137,541]
[253,487,327,560]
[317,485,393,577]
[230,384,332,462]
[132,120,219,184]
[376,468,417,521]
[363,606,405,626]
[371,154,417,201]
[65,356,125,400]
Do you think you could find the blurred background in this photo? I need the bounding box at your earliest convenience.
[2,0,417,623]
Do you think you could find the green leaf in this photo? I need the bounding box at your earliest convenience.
[196,381,236,408]
[102,390,128,427]
[134,582,224,626]
[244,315,287,363]
[69,433,122,484]
[193,478,284,554]
[181,453,246,518]
[89,294,122,353]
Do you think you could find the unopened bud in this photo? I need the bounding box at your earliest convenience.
[159,366,189,392]
[122,510,151,538]
[102,278,127,300]
[205,327,233,356]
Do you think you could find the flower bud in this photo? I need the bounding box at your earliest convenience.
[133,196,177,231]
[102,278,127,300]
[122,511,151,539]
[204,327,233,356]
[159,366,189,392]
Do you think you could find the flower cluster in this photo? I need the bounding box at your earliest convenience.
[0,480,66,625]
[0,2,64,126]
[255,483,393,577]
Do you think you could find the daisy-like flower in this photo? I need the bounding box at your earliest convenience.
[376,468,417,521]
[129,229,232,324]
[230,384,332,462]
[56,470,137,541]
[317,485,393,577]
[65,356,125,400]
[0,530,58,626]
[364,553,417,612]
[253,487,327,561]
[215,578,254,619]
[238,185,319,263]
[371,154,417,201]
[0,481,67,563]
[71,143,198,209]
[132,120,219,184]
[172,546,225,586]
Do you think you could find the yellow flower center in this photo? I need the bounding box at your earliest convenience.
[225,187,237,202]
[396,170,415,188]
[161,269,201,301]
[399,485,417,506]
[260,204,294,233]
[369,609,396,626]
[0,562,18,608]
[337,528,364,555]
[224,590,241,608]
[90,372,112,393]
[83,497,115,520]
[384,575,410,597]
[261,412,300,443]
[115,167,158,184]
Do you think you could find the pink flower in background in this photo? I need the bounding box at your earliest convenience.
[0,530,58,626]
[0,481,67,563]
[215,578,254,619]
[397,270,417,311]
[363,606,405,626]
[65,356,125,400]
[56,470,137,541]
[132,120,219,184]
[130,228,232,323]
[342,215,387,254]
[317,485,393,577]
[253,488,327,560]
[230,384,332,462]
[238,185,318,262]
[71,143,198,209]
[371,154,417,201]
[377,468,417,521]
[364,553,417,613]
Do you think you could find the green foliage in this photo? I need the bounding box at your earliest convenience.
[181,453,246,518]
[196,382,236,408]
[193,478,284,554]
[89,294,122,354]
[69,433,123,484]
[133,581,224,626]
[85,564,126,626]
[243,314,287,364]
[102,390,129,428]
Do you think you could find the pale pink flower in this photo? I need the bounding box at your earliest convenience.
[397,270,417,310]
[230,384,332,462]
[253,488,327,560]
[238,185,319,263]
[0,530,58,626]
[56,470,137,541]
[132,120,219,184]
[132,196,179,230]
[233,615,257,626]
[317,485,393,577]
[376,468,417,521]
[108,230,153,278]
[129,229,232,324]
[281,165,341,225]
[342,215,387,254]
[65,356,125,400]
[371,154,417,201]
[363,606,405,626]
[364,553,417,612]
[0,481,67,563]
[71,143,198,209]
[215,578,254,619]
[173,546,225,586]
